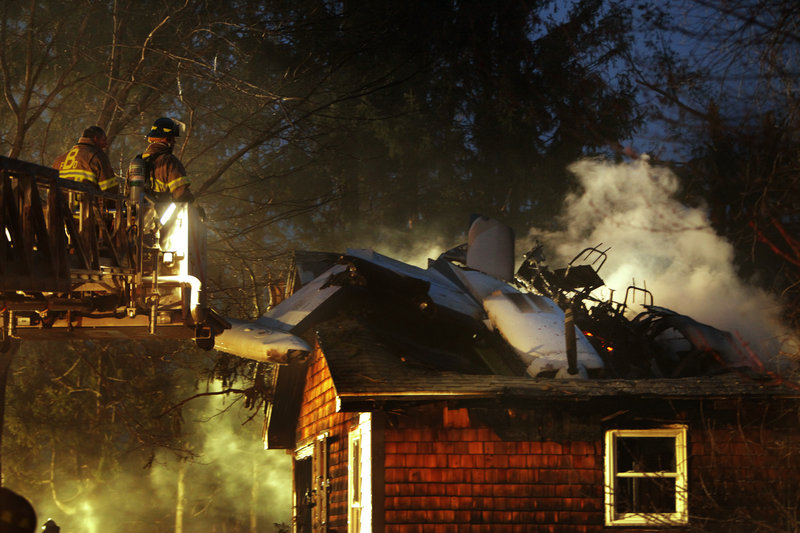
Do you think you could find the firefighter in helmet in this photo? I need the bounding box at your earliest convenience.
[134,117,195,202]
[41,519,60,533]
[53,125,118,192]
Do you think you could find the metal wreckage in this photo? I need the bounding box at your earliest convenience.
[0,153,767,381]
[214,216,765,381]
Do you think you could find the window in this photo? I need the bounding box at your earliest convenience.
[604,426,688,526]
[348,429,362,533]
[348,414,372,533]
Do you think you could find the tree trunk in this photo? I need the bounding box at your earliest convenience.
[250,454,258,533]
[0,340,20,484]
[175,459,185,533]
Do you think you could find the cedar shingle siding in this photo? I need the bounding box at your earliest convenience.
[289,342,800,532]
[296,345,360,531]
[384,407,604,532]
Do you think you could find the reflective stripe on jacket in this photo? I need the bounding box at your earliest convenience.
[52,137,116,191]
[142,142,190,195]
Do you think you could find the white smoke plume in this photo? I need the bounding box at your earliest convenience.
[25,380,291,533]
[523,157,797,368]
[333,158,797,368]
[149,387,292,531]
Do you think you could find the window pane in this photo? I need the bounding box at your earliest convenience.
[349,433,362,533]
[617,437,676,472]
[351,438,361,503]
[616,477,676,514]
[351,508,361,532]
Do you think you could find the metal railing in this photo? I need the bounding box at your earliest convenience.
[0,155,129,292]
[0,155,227,345]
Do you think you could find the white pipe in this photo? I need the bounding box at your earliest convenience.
[142,274,203,322]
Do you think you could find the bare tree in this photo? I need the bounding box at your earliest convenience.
[0,1,93,158]
[632,0,800,329]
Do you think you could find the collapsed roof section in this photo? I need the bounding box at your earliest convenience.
[213,216,767,380]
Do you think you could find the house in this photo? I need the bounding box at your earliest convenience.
[269,326,799,533]
[215,219,800,532]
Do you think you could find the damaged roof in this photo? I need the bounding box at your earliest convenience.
[318,317,800,411]
[213,216,800,418]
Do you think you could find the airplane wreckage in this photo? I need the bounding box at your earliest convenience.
[214,216,765,380]
[0,156,767,381]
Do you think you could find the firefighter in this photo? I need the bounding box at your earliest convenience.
[134,117,194,202]
[41,519,60,533]
[53,125,118,192]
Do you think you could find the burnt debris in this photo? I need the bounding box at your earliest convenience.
[514,242,764,379]
[214,217,767,382]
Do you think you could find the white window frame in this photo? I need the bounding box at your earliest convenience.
[604,426,688,526]
[347,413,372,533]
[348,428,363,533]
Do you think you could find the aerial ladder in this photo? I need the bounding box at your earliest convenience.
[0,155,229,350]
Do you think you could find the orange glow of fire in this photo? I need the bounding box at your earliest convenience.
[584,330,614,353]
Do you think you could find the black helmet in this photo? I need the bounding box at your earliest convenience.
[42,519,60,533]
[147,117,180,138]
[0,487,36,533]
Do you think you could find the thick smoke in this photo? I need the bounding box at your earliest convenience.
[523,157,797,368]
[25,381,291,533]
[370,158,797,369]
[149,388,293,532]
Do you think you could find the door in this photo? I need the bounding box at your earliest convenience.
[294,434,328,533]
